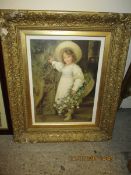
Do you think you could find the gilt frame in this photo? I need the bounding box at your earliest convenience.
[0,10,131,142]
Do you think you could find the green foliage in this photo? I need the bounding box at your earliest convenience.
[54,72,94,115]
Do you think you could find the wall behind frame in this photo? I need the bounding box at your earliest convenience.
[0,0,131,108]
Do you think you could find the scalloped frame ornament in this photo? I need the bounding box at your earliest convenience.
[0,10,131,142]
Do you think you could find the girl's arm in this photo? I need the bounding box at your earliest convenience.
[48,56,64,72]
[51,61,64,72]
[72,65,85,92]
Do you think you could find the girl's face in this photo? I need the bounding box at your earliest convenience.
[63,52,74,65]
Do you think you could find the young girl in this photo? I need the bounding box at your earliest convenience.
[49,41,85,121]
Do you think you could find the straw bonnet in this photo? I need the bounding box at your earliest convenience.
[54,41,82,63]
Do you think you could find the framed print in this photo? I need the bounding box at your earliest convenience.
[0,40,13,134]
[0,82,7,130]
[24,32,108,125]
[0,10,131,142]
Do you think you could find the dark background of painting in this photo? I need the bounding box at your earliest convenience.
[30,39,101,122]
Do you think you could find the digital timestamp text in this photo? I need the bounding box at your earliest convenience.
[69,155,113,161]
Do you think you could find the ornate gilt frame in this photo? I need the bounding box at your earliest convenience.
[0,10,131,142]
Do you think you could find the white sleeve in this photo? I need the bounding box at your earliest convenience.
[52,61,64,72]
[72,65,85,91]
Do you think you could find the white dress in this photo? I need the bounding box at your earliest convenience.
[52,61,84,103]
